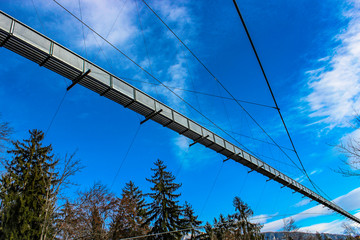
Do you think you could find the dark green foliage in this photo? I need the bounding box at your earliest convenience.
[182,201,202,239]
[145,159,183,239]
[230,196,263,239]
[201,196,263,240]
[0,129,57,240]
[109,181,148,239]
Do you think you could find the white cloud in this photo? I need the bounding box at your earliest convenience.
[52,0,137,50]
[305,0,360,129]
[299,211,360,234]
[251,213,279,225]
[262,186,360,233]
[294,199,311,208]
[310,169,323,175]
[34,0,206,164]
[295,168,323,183]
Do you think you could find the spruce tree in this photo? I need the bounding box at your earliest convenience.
[182,202,202,239]
[109,181,148,239]
[145,159,183,239]
[200,197,263,240]
[0,129,57,240]
[229,196,263,240]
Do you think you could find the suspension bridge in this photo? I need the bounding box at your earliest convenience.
[0,5,359,226]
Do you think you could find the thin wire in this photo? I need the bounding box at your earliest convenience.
[32,0,69,138]
[93,0,128,63]
[110,124,142,189]
[121,76,276,109]
[78,0,87,58]
[197,120,294,152]
[45,91,68,137]
[139,0,304,174]
[52,1,327,207]
[31,0,47,34]
[254,180,267,214]
[231,0,331,200]
[182,48,203,112]
[85,23,141,122]
[199,161,224,217]
[32,0,68,93]
[214,71,235,136]
[238,168,249,195]
[134,0,161,101]
[52,0,263,166]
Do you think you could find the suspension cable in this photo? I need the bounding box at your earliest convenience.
[139,0,304,174]
[121,76,277,109]
[232,0,331,200]
[52,0,266,167]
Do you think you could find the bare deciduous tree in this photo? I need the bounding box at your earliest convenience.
[336,116,360,177]
[283,217,299,240]
[57,182,116,240]
[41,152,83,240]
[342,222,359,238]
[0,115,13,159]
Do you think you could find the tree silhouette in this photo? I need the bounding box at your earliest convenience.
[182,201,202,239]
[145,159,183,239]
[202,196,263,240]
[109,181,148,239]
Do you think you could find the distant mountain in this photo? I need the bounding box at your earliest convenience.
[263,231,347,240]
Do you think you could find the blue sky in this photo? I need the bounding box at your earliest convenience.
[0,0,360,234]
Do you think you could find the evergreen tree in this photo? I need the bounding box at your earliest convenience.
[201,197,263,240]
[0,129,57,240]
[109,181,148,239]
[229,196,263,240]
[145,159,183,239]
[182,202,202,239]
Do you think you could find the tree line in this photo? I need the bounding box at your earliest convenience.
[1,115,360,240]
[0,129,263,240]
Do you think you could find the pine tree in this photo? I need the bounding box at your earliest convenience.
[109,181,148,239]
[0,129,58,240]
[145,159,183,239]
[182,202,202,239]
[201,197,263,240]
[229,196,263,240]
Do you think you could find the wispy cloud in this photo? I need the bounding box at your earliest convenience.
[299,211,360,234]
[305,0,360,129]
[251,213,279,225]
[295,168,323,183]
[294,199,311,208]
[72,0,137,49]
[262,186,360,233]
[28,0,138,52]
[130,0,205,161]
[32,0,212,165]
